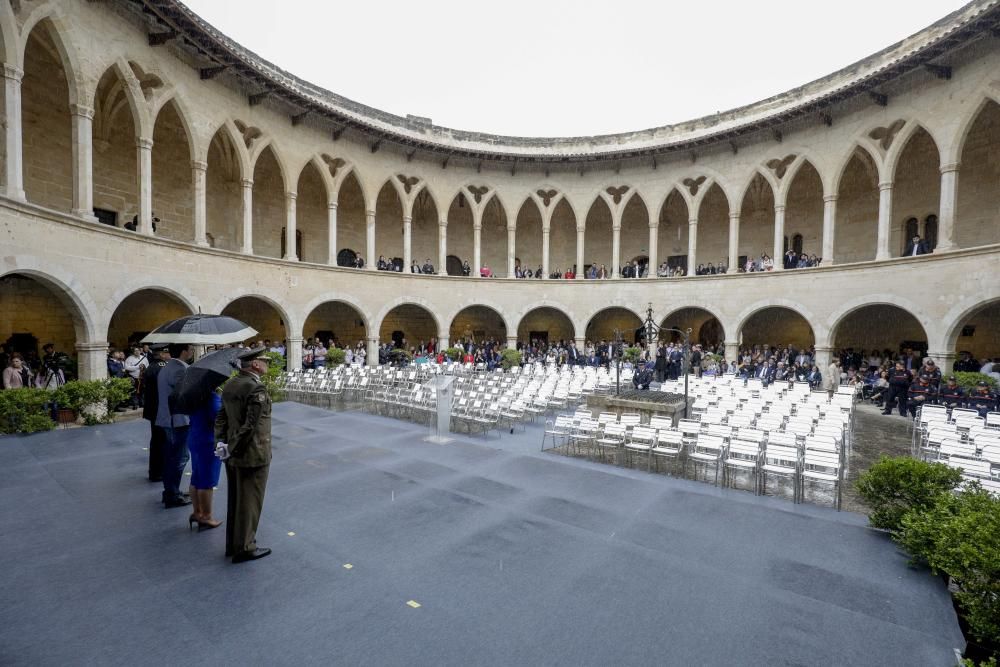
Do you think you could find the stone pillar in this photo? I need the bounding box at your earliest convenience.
[366,336,379,367]
[821,194,837,265]
[286,337,304,371]
[507,335,518,350]
[727,213,739,272]
[403,214,413,271]
[3,65,24,202]
[611,224,621,277]
[772,204,785,270]
[724,340,740,366]
[813,346,833,375]
[575,336,586,352]
[284,192,298,260]
[876,182,893,261]
[647,222,658,279]
[472,222,481,277]
[542,225,551,278]
[76,341,110,381]
[327,202,338,265]
[936,163,959,253]
[927,350,957,376]
[70,103,94,217]
[506,225,516,277]
[191,160,208,246]
[687,218,698,274]
[437,335,449,351]
[438,219,448,275]
[136,137,154,235]
[576,226,585,279]
[240,178,254,254]
[365,210,376,270]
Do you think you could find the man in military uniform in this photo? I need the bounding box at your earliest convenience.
[917,358,942,389]
[906,375,936,418]
[215,347,272,563]
[967,380,998,418]
[882,361,912,417]
[141,344,169,482]
[937,376,965,411]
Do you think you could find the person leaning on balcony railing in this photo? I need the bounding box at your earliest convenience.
[421,258,434,274]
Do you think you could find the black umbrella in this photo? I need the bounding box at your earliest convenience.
[171,347,243,414]
[141,314,257,345]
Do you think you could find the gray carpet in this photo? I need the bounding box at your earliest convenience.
[0,403,964,666]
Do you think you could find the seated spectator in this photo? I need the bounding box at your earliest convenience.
[761,253,774,271]
[480,266,492,277]
[564,267,575,279]
[377,255,389,271]
[353,255,365,269]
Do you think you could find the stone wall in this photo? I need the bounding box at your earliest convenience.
[0,274,76,355]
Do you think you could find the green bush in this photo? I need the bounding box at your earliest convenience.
[897,484,1000,650]
[325,347,346,367]
[954,372,998,394]
[262,352,286,402]
[854,456,962,532]
[623,346,643,364]
[444,347,465,362]
[387,348,412,366]
[500,348,522,371]
[54,379,133,425]
[0,388,55,434]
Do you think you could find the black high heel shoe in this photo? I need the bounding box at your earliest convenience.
[188,514,198,531]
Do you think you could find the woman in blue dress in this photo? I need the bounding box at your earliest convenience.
[186,390,223,530]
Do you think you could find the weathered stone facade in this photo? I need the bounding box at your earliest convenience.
[0,0,997,379]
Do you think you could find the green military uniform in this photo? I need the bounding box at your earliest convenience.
[215,370,272,559]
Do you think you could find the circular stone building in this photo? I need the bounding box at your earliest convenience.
[0,0,998,378]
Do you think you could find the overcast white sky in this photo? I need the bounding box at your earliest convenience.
[183,0,969,137]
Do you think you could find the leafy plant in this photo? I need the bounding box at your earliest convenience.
[387,348,412,366]
[261,352,286,401]
[897,483,1000,651]
[445,347,465,362]
[854,456,962,532]
[54,379,133,425]
[622,346,642,364]
[325,347,347,367]
[954,372,998,394]
[0,388,55,434]
[500,348,522,371]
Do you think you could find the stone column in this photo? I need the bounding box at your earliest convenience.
[507,335,518,350]
[327,202,338,265]
[542,225,551,278]
[365,209,376,270]
[611,223,621,277]
[191,160,208,246]
[136,137,154,235]
[936,163,959,253]
[647,222,658,279]
[438,219,448,275]
[240,178,254,254]
[687,218,698,274]
[437,334,449,351]
[286,337,304,371]
[75,341,110,381]
[876,182,893,261]
[3,65,24,202]
[724,340,740,366]
[576,226,585,279]
[70,103,94,217]
[728,213,739,272]
[366,336,379,367]
[927,350,956,376]
[506,225,516,277]
[284,192,298,260]
[403,214,413,271]
[813,346,833,375]
[772,204,785,270]
[821,194,837,265]
[472,222,482,277]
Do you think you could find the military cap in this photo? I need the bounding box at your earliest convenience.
[237,346,270,363]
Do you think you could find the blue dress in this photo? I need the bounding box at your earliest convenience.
[187,392,222,489]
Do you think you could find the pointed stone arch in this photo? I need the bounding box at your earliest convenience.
[657,187,690,274]
[955,96,1000,249]
[250,143,287,258]
[890,125,941,255]
[738,171,777,267]
[514,196,544,274]
[205,122,248,252]
[782,159,824,263]
[150,96,196,242]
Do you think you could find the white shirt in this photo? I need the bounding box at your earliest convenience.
[124,353,148,379]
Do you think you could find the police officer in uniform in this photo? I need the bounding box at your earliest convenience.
[906,375,936,418]
[917,358,942,389]
[937,376,965,411]
[967,380,998,418]
[141,344,169,482]
[882,361,912,417]
[215,347,272,563]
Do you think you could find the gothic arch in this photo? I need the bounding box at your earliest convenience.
[18,8,83,105]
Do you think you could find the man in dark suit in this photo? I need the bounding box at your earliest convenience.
[215,347,273,563]
[903,235,929,257]
[141,344,169,483]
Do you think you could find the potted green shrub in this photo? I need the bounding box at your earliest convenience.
[325,347,347,367]
[500,348,522,370]
[0,388,56,434]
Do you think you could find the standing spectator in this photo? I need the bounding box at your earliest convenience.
[124,346,149,409]
[903,235,929,257]
[422,258,434,274]
[783,248,798,269]
[3,357,32,389]
[142,344,169,483]
[882,361,912,417]
[156,344,193,508]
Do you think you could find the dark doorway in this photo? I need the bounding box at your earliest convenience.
[447,255,464,276]
[337,248,358,267]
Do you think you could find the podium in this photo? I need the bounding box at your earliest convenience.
[423,376,454,444]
